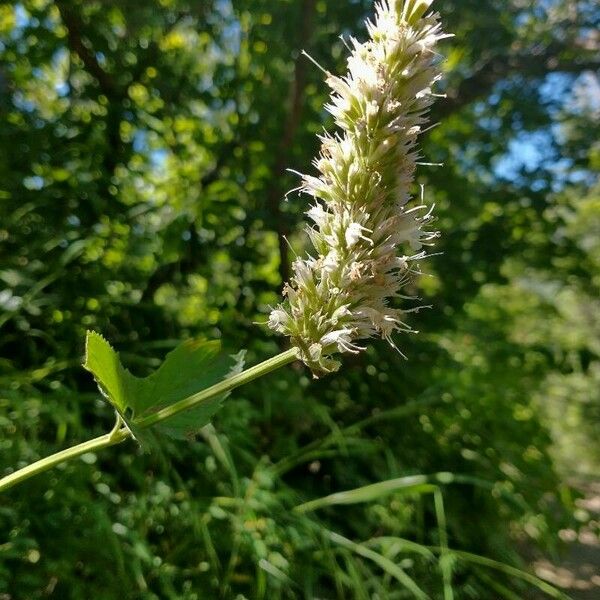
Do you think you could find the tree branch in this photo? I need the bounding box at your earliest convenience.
[435,43,600,120]
[266,0,317,287]
[55,1,118,97]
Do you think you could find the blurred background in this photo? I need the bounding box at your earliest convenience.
[0,1,599,598]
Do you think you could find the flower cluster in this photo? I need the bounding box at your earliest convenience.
[269,0,448,375]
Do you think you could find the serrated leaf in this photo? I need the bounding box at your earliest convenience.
[83,331,246,444]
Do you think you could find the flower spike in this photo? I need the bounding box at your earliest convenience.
[270,0,448,376]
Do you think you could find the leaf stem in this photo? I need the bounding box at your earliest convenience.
[0,348,299,493]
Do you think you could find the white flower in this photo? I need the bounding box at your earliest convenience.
[269,0,449,375]
[320,329,365,354]
[345,223,372,248]
[307,204,329,228]
[322,250,341,273]
[268,309,290,333]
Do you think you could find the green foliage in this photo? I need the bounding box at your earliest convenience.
[83,331,245,442]
[1,0,598,598]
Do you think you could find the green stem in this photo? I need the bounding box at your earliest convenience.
[0,348,299,493]
[0,426,130,493]
[135,347,298,429]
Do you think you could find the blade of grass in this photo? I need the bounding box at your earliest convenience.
[200,424,240,497]
[434,489,454,600]
[364,537,571,599]
[425,546,573,600]
[293,471,531,514]
[293,472,497,513]
[476,570,524,600]
[341,552,371,600]
[294,474,439,513]
[258,558,297,588]
[366,536,435,561]
[325,530,431,600]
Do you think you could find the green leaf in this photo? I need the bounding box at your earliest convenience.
[83,331,246,444]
